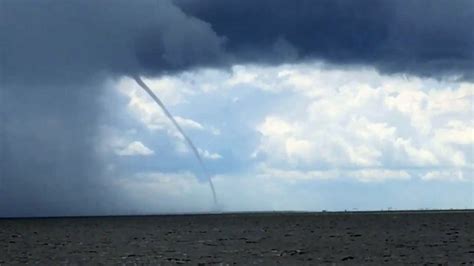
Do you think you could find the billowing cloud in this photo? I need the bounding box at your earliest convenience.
[246,64,472,173]
[177,0,474,80]
[115,141,155,157]
[3,0,473,87]
[421,170,466,182]
[1,0,225,87]
[114,63,472,184]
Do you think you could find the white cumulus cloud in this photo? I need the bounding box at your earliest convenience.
[109,63,473,184]
[115,141,154,156]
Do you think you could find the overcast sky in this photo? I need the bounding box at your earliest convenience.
[0,0,473,216]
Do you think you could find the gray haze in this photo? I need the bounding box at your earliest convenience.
[0,0,223,217]
[0,0,473,216]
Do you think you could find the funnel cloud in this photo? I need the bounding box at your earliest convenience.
[133,75,218,206]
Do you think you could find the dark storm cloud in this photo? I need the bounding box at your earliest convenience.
[1,0,473,216]
[0,0,225,216]
[176,0,474,79]
[1,0,224,86]
[2,0,473,85]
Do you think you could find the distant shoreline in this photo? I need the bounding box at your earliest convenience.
[2,208,473,220]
